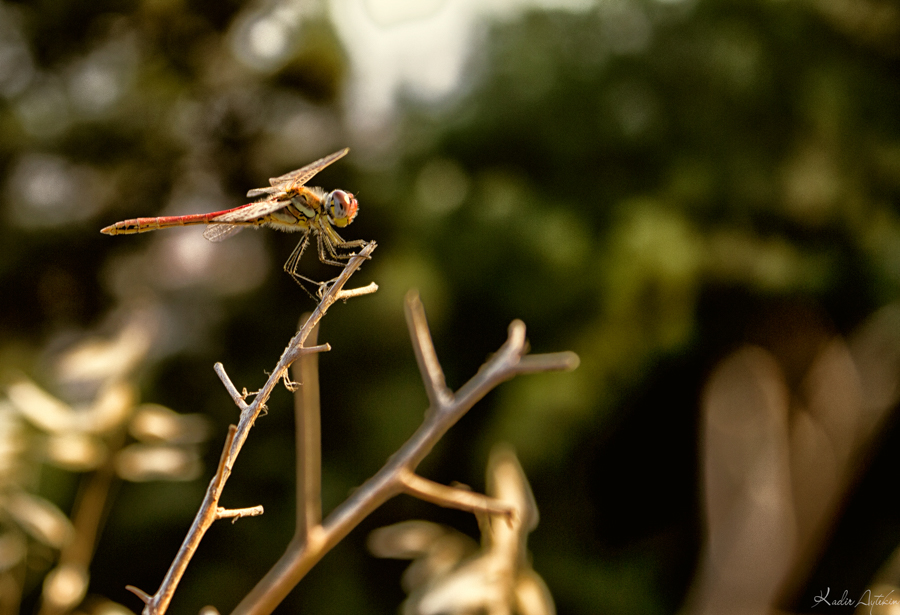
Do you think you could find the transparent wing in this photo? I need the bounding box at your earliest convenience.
[203,224,245,242]
[246,186,278,198]
[200,199,292,242]
[213,199,292,222]
[245,148,349,198]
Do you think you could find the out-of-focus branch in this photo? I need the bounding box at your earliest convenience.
[233,290,579,615]
[39,427,126,615]
[292,316,322,537]
[405,291,453,411]
[130,243,377,615]
[397,469,515,521]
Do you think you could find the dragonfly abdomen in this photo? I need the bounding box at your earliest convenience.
[100,213,217,235]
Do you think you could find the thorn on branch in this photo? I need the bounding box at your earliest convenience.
[126,585,152,604]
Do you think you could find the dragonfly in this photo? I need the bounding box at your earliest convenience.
[101,148,367,295]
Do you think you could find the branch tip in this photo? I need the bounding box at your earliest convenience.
[298,343,331,356]
[217,505,265,523]
[215,362,249,410]
[516,351,581,374]
[404,289,453,409]
[404,288,422,310]
[336,282,379,301]
[506,319,527,349]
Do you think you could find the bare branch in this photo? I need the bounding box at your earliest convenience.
[233,303,578,615]
[137,243,377,615]
[137,238,576,615]
[38,425,126,615]
[212,426,237,494]
[398,469,515,521]
[293,316,322,536]
[404,290,453,411]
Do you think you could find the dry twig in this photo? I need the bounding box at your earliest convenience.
[231,290,578,615]
[130,239,578,615]
[128,243,377,615]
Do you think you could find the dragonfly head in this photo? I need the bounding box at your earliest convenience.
[326,189,358,227]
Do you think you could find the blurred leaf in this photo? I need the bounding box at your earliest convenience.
[5,491,73,549]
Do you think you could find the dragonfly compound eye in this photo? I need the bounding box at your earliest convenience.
[327,190,358,227]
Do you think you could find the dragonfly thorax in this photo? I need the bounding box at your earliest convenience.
[101,147,367,297]
[325,189,358,228]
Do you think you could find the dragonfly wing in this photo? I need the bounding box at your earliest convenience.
[202,199,292,242]
[246,186,278,198]
[260,148,349,194]
[204,224,245,242]
[212,199,292,222]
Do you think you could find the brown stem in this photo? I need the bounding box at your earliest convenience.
[231,294,578,615]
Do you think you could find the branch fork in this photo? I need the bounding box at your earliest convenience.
[130,239,579,615]
[231,290,578,615]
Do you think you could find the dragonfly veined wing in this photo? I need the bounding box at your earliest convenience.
[246,148,349,198]
[203,223,244,242]
[202,199,293,243]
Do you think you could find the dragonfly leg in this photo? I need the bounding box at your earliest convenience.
[293,274,329,301]
[320,225,370,264]
[283,232,327,299]
[333,238,369,255]
[316,232,351,267]
[283,231,311,276]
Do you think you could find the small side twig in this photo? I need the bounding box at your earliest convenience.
[214,364,249,411]
[216,506,265,522]
[335,282,379,301]
[405,292,453,411]
[397,468,515,521]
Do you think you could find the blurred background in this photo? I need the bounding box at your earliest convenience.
[2,0,900,613]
